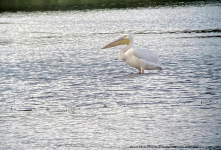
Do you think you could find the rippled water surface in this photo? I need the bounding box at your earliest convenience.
[0,4,221,150]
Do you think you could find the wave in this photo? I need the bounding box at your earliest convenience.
[133,28,221,34]
[88,28,221,36]
[25,28,221,40]
[180,35,221,38]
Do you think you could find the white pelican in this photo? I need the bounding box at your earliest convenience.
[101,34,163,73]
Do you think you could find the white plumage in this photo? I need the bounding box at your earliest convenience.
[101,34,163,73]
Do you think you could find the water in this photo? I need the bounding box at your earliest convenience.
[0,3,221,150]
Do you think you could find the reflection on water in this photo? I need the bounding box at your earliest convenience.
[0,2,221,150]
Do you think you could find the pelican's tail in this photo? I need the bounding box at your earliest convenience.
[157,62,163,70]
[157,66,163,70]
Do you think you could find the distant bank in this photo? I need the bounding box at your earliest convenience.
[0,0,220,12]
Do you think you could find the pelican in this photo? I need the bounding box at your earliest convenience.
[101,34,163,73]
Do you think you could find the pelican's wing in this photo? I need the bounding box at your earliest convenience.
[132,48,159,64]
[131,47,163,69]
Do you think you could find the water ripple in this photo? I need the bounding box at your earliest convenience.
[0,5,221,150]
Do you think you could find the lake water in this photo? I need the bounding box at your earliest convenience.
[0,3,221,150]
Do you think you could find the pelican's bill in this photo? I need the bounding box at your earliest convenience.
[101,37,130,49]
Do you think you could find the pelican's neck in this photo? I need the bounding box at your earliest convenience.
[118,38,133,61]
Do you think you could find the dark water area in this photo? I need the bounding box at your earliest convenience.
[0,1,221,150]
[0,0,221,12]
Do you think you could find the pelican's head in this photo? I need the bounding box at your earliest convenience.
[101,34,132,49]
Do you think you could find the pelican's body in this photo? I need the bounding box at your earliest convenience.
[101,34,163,73]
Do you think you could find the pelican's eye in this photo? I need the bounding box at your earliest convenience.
[123,35,127,38]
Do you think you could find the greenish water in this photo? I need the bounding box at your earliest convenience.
[0,0,220,12]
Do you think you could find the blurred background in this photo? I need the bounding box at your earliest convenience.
[0,0,219,12]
